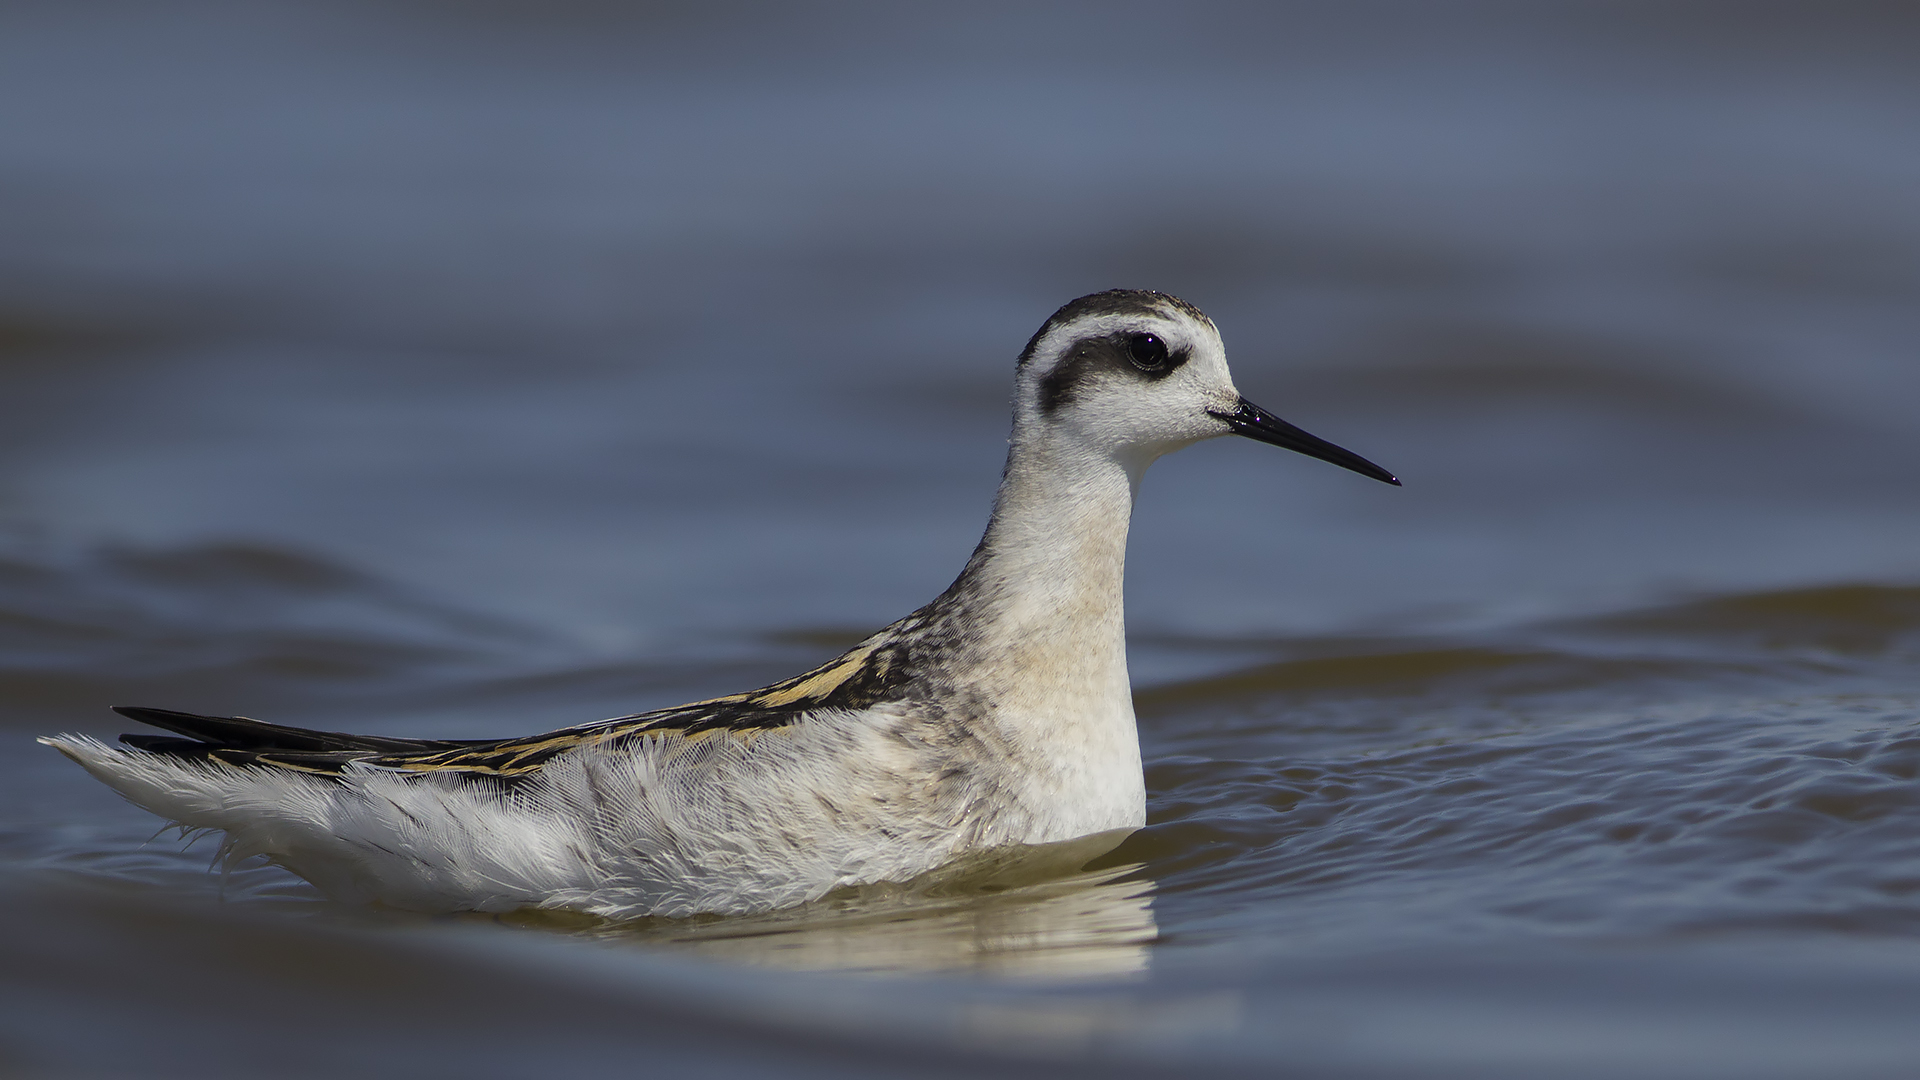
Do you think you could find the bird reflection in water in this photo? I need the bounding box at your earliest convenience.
[498,832,1158,979]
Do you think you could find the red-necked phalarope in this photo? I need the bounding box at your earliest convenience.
[42,290,1398,919]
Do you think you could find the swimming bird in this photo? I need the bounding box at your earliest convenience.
[42,290,1397,919]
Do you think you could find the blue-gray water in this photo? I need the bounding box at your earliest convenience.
[3,3,1919,1076]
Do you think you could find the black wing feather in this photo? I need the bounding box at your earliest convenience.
[111,706,475,755]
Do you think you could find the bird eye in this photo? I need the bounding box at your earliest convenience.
[1126,333,1169,370]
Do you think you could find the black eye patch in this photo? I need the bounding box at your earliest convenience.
[1038,330,1191,414]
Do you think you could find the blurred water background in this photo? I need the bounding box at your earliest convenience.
[3,2,1919,1076]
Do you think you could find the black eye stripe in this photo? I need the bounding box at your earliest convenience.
[1037,330,1191,413]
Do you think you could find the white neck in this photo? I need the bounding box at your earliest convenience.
[929,419,1148,835]
[964,427,1139,676]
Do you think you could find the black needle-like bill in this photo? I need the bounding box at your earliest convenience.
[1208,397,1401,486]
